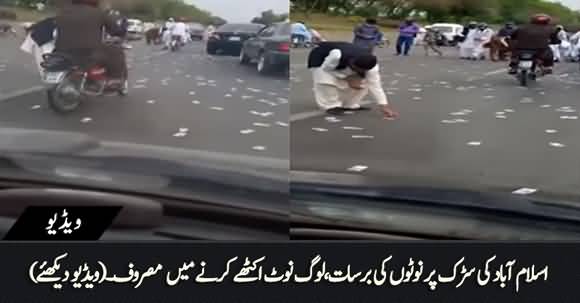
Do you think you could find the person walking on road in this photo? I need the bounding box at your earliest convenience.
[423,27,443,56]
[459,22,478,59]
[307,41,398,118]
[353,18,382,53]
[396,18,419,56]
[161,18,175,49]
[20,17,57,78]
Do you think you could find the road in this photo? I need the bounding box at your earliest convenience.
[291,45,580,197]
[0,36,289,159]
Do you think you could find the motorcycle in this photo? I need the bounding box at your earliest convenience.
[516,50,544,87]
[291,34,312,48]
[40,39,129,113]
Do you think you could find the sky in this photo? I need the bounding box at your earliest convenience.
[551,0,580,10]
[186,0,289,23]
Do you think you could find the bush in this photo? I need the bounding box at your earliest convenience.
[0,9,17,20]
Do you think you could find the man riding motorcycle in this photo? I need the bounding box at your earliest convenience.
[508,14,560,75]
[54,0,127,87]
[170,17,189,48]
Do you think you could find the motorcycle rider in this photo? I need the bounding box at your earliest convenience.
[292,21,312,47]
[508,14,560,75]
[54,0,127,88]
[171,17,189,48]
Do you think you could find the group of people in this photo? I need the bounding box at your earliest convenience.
[458,22,496,60]
[158,17,194,50]
[305,13,580,121]
[551,25,580,62]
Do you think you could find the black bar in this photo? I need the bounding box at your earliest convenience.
[0,242,575,302]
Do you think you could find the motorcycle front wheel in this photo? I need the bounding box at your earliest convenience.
[47,76,83,113]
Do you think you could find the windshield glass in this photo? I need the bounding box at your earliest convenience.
[1,0,290,204]
[289,0,580,240]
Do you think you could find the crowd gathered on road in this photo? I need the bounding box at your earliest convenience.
[291,13,580,119]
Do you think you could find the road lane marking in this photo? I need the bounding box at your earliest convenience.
[483,68,508,76]
[0,85,44,103]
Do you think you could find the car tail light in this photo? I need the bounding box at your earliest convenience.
[278,42,290,52]
[87,67,106,81]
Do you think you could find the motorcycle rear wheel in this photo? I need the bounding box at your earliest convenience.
[47,76,82,113]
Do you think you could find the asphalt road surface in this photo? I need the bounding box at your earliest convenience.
[0,36,289,159]
[291,45,580,197]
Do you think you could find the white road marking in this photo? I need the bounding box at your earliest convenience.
[512,188,537,195]
[484,68,508,76]
[0,86,44,103]
[347,165,368,172]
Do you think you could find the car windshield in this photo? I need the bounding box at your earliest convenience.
[1,0,289,209]
[218,23,264,33]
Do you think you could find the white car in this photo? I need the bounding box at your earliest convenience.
[429,23,464,46]
[126,19,144,40]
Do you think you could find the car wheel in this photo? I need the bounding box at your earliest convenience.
[257,53,271,75]
[239,48,251,65]
[207,45,217,55]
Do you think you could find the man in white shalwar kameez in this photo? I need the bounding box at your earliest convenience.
[459,22,478,59]
[472,23,494,60]
[307,42,398,118]
[20,17,57,78]
[570,31,580,61]
[162,18,175,49]
[171,19,189,46]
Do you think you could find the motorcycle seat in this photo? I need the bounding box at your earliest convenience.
[41,53,74,71]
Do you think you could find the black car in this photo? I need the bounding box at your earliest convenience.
[239,22,290,75]
[206,23,265,55]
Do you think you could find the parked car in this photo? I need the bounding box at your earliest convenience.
[206,23,265,55]
[429,23,464,46]
[239,22,290,75]
[188,23,205,40]
[127,19,144,40]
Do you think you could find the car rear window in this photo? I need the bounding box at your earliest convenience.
[218,23,264,33]
[277,24,291,36]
